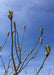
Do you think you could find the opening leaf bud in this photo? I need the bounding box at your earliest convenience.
[13,21,16,28]
[40,28,43,35]
[24,25,26,30]
[40,38,42,43]
[8,10,13,19]
[30,49,33,54]
[7,32,10,36]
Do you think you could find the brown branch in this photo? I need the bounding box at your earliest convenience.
[18,43,42,73]
[7,49,26,72]
[7,53,19,71]
[0,32,10,51]
[7,57,13,71]
[17,35,41,74]
[0,56,6,71]
[20,29,24,49]
[21,49,26,55]
[7,30,20,71]
[11,19,17,74]
[16,31,20,50]
[36,56,48,75]
[20,29,25,62]
[16,31,22,70]
[14,24,19,62]
[33,43,42,56]
[16,29,25,71]
[8,65,14,73]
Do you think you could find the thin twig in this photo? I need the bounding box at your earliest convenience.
[20,29,24,49]
[14,25,19,62]
[17,35,41,73]
[18,43,41,73]
[36,56,48,75]
[0,56,6,71]
[16,29,25,71]
[0,33,10,51]
[11,19,17,73]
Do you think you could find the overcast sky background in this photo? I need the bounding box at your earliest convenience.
[0,0,54,75]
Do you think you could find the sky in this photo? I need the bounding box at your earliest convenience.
[0,0,54,75]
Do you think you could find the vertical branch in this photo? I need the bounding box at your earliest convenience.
[20,29,24,49]
[19,25,26,63]
[16,31,20,51]
[16,31,21,64]
[13,21,21,71]
[11,19,17,74]
[14,24,19,62]
[16,26,26,71]
[20,29,24,63]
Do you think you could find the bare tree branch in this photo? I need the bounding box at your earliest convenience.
[36,56,48,75]
[0,56,6,71]
[11,19,17,74]
[18,43,42,73]
[0,32,10,51]
[17,35,41,73]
